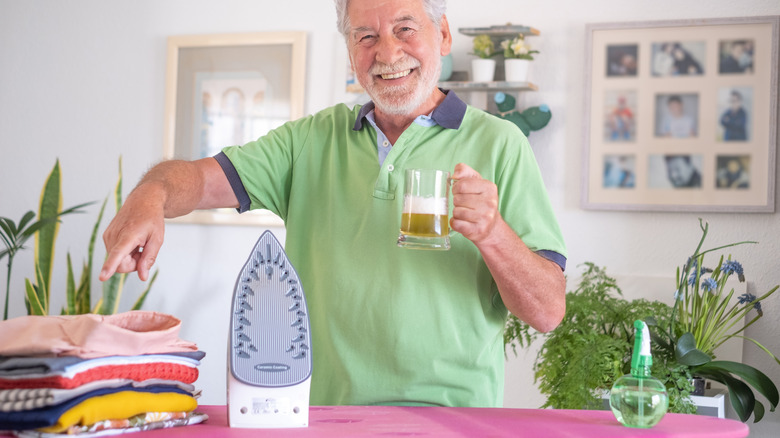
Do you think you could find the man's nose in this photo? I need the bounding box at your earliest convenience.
[375,36,404,66]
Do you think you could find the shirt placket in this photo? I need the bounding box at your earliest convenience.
[372,124,423,200]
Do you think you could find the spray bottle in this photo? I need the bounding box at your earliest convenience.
[609,320,669,428]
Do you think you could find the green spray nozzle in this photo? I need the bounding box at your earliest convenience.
[631,320,652,376]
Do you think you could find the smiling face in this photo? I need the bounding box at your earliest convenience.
[666,156,695,187]
[346,0,452,116]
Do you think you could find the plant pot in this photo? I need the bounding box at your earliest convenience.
[691,376,706,396]
[504,58,530,82]
[471,58,496,82]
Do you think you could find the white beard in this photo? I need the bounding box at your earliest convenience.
[364,56,442,116]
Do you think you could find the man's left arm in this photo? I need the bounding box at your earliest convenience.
[450,163,565,333]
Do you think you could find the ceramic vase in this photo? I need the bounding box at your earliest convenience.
[504,58,530,82]
[439,54,453,81]
[471,58,496,82]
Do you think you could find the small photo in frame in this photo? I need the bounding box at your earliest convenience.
[606,44,638,77]
[716,155,751,189]
[603,155,636,188]
[604,90,637,142]
[718,39,755,74]
[655,93,699,138]
[648,154,703,189]
[717,86,752,142]
[650,41,706,76]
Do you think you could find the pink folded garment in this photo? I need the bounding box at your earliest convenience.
[0,311,197,358]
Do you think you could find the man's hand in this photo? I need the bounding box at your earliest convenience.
[98,157,237,282]
[450,162,565,333]
[99,184,166,282]
[450,163,501,245]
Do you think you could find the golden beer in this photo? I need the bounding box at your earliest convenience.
[400,212,449,237]
[397,169,452,250]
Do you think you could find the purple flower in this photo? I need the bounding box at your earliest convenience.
[700,278,718,293]
[738,293,763,316]
[722,260,745,282]
[737,293,756,304]
[688,272,697,286]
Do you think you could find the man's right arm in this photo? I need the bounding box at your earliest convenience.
[99,157,238,282]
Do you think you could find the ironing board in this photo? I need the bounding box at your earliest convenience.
[72,404,747,437]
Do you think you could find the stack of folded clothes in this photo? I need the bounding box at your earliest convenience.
[0,311,208,437]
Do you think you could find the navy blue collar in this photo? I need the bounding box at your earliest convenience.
[352,89,467,131]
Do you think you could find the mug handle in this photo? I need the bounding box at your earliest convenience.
[447,177,460,237]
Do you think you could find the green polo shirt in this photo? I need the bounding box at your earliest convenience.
[217,91,566,407]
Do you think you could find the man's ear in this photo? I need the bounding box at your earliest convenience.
[439,14,453,56]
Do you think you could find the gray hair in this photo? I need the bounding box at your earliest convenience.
[334,0,447,38]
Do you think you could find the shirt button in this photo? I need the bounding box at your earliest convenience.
[382,140,390,147]
[387,164,395,172]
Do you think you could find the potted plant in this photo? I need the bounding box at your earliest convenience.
[505,263,698,414]
[650,219,779,422]
[470,34,499,82]
[1,159,157,320]
[1,160,91,320]
[500,34,539,82]
[505,220,779,423]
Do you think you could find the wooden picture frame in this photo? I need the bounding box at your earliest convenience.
[162,32,307,226]
[581,16,778,212]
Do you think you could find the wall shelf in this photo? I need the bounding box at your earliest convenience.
[448,24,541,112]
[439,81,538,92]
[458,25,540,37]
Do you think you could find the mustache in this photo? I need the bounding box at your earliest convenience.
[369,57,421,75]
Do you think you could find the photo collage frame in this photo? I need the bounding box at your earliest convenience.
[582,16,778,212]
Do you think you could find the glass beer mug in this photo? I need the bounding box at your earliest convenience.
[397,168,454,250]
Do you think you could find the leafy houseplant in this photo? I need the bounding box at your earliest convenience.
[471,34,498,59]
[505,220,779,423]
[505,263,698,415]
[1,160,91,320]
[651,219,779,422]
[470,34,500,82]
[2,158,157,319]
[499,33,538,82]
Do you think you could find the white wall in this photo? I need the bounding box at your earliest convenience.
[1,1,778,435]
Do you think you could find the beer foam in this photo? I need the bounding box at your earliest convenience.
[403,195,448,215]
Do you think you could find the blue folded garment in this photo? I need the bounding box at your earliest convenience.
[0,385,190,430]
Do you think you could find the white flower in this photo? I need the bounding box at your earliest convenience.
[511,40,529,56]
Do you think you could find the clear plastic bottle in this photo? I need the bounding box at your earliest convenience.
[609,320,669,428]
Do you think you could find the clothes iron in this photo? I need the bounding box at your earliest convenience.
[227,231,312,428]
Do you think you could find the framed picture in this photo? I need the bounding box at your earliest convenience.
[331,33,370,107]
[163,32,307,226]
[581,16,778,212]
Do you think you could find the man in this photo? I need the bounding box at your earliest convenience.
[660,95,696,138]
[664,155,701,188]
[100,0,566,407]
[719,40,751,74]
[720,90,747,141]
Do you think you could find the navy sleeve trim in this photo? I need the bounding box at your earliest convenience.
[214,152,251,213]
[535,250,567,272]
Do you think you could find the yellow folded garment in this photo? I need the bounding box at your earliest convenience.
[38,391,197,433]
